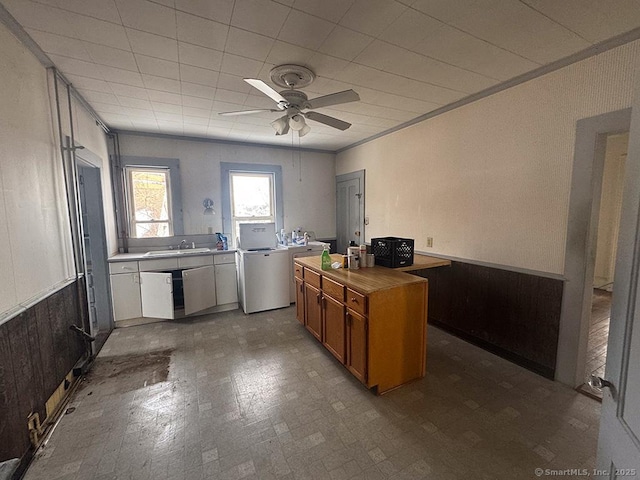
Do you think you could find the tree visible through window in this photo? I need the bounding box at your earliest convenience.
[230,171,275,243]
[125,166,173,238]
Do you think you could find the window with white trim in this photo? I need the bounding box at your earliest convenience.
[229,171,275,242]
[125,166,173,238]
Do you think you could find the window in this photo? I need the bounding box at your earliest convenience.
[229,171,275,241]
[125,166,173,238]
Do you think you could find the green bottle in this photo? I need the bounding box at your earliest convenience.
[321,245,331,270]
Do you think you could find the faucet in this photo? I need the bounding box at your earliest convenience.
[179,239,188,249]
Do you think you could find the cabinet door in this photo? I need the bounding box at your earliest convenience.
[183,265,217,315]
[323,295,346,364]
[215,263,238,305]
[140,272,174,319]
[304,283,322,341]
[110,273,142,321]
[346,309,367,384]
[295,278,305,325]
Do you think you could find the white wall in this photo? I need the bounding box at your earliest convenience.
[337,40,640,275]
[117,134,336,239]
[594,133,628,288]
[0,22,113,319]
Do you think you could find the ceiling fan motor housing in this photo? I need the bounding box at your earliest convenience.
[281,90,309,109]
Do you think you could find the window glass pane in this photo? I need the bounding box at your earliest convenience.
[231,174,273,217]
[131,170,170,221]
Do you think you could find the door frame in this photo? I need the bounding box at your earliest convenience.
[75,150,115,351]
[557,108,631,387]
[336,170,365,254]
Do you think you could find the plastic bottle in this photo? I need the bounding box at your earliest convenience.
[321,245,331,271]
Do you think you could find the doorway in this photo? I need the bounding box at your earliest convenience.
[77,160,113,353]
[583,133,628,395]
[336,170,365,254]
[557,108,631,388]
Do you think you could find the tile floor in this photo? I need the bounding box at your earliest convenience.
[25,306,601,480]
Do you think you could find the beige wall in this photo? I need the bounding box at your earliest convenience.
[117,134,337,240]
[337,40,640,275]
[0,22,112,320]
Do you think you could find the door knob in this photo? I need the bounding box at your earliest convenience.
[355,231,360,236]
[588,374,614,390]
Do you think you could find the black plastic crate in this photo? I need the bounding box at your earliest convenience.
[371,237,414,268]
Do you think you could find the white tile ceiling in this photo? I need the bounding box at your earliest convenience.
[3,0,640,151]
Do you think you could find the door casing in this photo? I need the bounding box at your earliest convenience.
[336,170,365,255]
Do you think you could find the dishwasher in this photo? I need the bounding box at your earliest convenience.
[236,223,290,314]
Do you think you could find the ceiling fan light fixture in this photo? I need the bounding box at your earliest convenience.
[271,116,289,135]
[289,113,306,131]
[299,124,311,137]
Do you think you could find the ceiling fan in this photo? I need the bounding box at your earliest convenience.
[219,65,360,137]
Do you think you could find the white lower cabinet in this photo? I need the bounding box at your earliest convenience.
[110,254,237,323]
[214,263,238,305]
[183,265,217,315]
[140,271,175,319]
[110,273,142,321]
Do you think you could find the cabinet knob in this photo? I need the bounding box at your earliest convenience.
[350,297,357,303]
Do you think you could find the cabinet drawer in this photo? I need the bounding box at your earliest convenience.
[109,261,138,274]
[214,252,236,265]
[322,276,344,302]
[304,268,321,288]
[139,258,179,271]
[346,288,367,316]
[179,255,213,268]
[294,263,303,280]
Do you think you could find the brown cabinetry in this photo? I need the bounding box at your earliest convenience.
[295,277,304,325]
[346,309,367,383]
[323,294,346,363]
[294,255,428,394]
[304,283,322,341]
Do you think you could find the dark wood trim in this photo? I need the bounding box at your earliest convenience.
[0,280,87,462]
[417,261,563,378]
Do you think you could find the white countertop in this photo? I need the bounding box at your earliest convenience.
[108,249,236,262]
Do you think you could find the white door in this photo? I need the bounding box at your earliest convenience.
[110,273,142,321]
[336,171,364,254]
[183,265,217,315]
[595,104,640,475]
[140,272,174,319]
[215,263,238,305]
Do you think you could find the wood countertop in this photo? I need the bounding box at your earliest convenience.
[393,254,451,272]
[296,254,427,295]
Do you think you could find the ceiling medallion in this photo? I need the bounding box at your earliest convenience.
[269,64,316,89]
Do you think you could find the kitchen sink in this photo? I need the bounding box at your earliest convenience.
[143,248,211,257]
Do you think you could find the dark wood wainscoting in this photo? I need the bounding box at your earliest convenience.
[0,279,87,463]
[416,262,563,379]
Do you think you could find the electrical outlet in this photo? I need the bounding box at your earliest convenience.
[427,237,433,248]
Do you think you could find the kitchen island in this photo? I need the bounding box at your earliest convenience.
[294,254,431,394]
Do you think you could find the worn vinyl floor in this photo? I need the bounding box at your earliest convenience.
[24,306,600,480]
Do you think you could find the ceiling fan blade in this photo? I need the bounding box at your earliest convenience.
[304,111,352,131]
[244,79,288,106]
[306,89,360,109]
[218,109,279,116]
